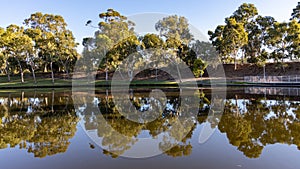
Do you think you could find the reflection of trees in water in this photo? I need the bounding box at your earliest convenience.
[81,88,198,158]
[218,97,300,158]
[0,91,78,158]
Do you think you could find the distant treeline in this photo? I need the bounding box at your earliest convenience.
[1,2,300,84]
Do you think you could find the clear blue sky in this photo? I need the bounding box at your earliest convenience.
[0,0,298,52]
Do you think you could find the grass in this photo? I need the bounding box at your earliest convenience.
[0,75,72,89]
[0,75,182,89]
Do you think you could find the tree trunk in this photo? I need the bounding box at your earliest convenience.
[44,63,48,72]
[176,64,182,83]
[118,69,124,80]
[50,61,55,84]
[31,65,37,84]
[17,60,24,83]
[234,57,237,70]
[105,67,108,81]
[61,60,70,78]
[65,64,70,78]
[5,62,10,82]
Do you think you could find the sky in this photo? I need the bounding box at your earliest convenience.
[0,0,298,52]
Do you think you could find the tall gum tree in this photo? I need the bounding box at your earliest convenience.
[2,25,33,83]
[24,12,78,83]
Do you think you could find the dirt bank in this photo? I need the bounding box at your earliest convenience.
[204,62,300,78]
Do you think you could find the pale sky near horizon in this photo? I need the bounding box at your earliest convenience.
[0,0,298,52]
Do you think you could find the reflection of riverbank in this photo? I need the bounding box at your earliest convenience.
[245,87,300,96]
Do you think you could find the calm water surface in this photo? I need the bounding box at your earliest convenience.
[0,87,300,169]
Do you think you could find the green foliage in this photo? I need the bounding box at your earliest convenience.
[155,15,193,45]
[209,2,300,67]
[192,58,207,77]
[209,17,248,70]
[0,91,78,158]
[24,12,79,82]
[291,2,300,22]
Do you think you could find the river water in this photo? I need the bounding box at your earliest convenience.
[0,87,300,169]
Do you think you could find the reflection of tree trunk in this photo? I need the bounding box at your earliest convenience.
[50,61,55,84]
[63,91,70,111]
[235,95,240,116]
[51,89,54,113]
[106,88,108,113]
[105,67,108,81]
[19,91,24,114]
[8,93,11,108]
[156,66,158,81]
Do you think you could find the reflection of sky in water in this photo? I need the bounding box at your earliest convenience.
[229,99,300,120]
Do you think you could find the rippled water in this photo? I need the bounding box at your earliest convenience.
[0,87,300,169]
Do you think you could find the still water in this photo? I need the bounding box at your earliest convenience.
[0,87,300,169]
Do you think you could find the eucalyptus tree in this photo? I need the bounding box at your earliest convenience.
[286,19,300,60]
[141,33,165,80]
[0,27,9,80]
[231,3,258,24]
[155,15,202,81]
[291,2,300,22]
[84,9,137,80]
[24,27,43,83]
[155,15,196,66]
[209,18,248,70]
[265,21,299,66]
[191,40,219,68]
[230,3,258,63]
[56,29,79,77]
[244,16,275,63]
[24,12,79,83]
[155,15,193,45]
[2,25,33,83]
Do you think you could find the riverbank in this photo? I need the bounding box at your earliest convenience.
[1,61,300,89]
[1,77,300,89]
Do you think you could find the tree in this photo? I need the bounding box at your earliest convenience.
[83,9,137,80]
[24,27,43,84]
[141,33,165,80]
[291,2,300,22]
[24,12,79,83]
[2,25,33,83]
[0,27,9,80]
[244,16,275,63]
[192,58,207,78]
[191,40,219,67]
[231,3,258,24]
[286,19,300,60]
[155,15,205,80]
[209,18,248,70]
[155,15,193,45]
[155,15,197,67]
[264,21,300,67]
[56,29,78,77]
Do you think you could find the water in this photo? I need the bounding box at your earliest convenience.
[0,87,300,169]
